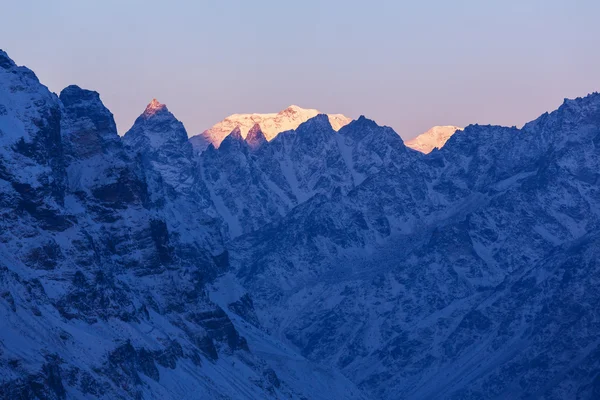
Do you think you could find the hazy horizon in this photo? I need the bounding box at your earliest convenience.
[2,0,599,139]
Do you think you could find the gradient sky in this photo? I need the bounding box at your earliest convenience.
[2,0,599,139]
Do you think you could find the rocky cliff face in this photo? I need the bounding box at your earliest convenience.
[2,47,600,400]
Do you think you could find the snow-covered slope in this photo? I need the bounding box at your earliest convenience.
[189,105,351,152]
[405,125,462,153]
[3,46,600,400]
[227,93,600,399]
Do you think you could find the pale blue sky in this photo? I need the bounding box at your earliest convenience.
[2,0,599,139]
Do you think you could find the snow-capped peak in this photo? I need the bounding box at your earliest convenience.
[123,97,190,160]
[405,125,462,154]
[143,98,167,117]
[189,105,352,153]
[277,104,314,116]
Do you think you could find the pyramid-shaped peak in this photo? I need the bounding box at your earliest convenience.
[246,123,267,149]
[229,126,243,140]
[124,97,188,151]
[248,123,263,136]
[219,126,247,152]
[143,98,168,117]
[149,98,162,108]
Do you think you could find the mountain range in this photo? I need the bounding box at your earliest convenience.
[189,105,352,153]
[1,49,600,400]
[189,105,458,155]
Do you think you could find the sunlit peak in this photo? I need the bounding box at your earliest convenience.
[144,98,166,116]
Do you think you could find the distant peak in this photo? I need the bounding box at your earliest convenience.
[202,105,350,146]
[144,98,167,116]
[124,98,188,148]
[247,123,262,135]
[246,123,267,149]
[278,104,307,115]
[229,126,243,140]
[149,98,162,108]
[219,126,247,151]
[405,125,462,154]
